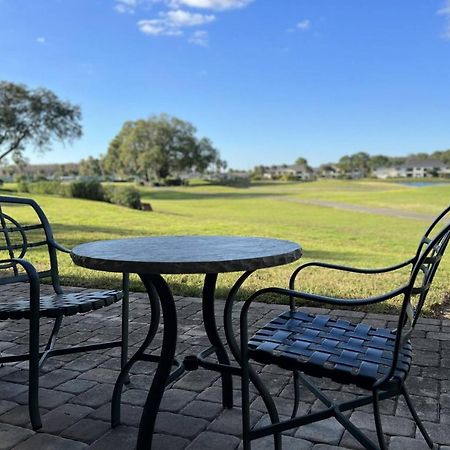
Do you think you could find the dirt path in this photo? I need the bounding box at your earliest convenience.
[276,197,436,221]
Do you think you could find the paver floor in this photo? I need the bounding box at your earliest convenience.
[0,284,449,449]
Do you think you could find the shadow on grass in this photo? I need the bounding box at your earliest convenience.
[141,190,285,201]
[51,222,145,238]
[58,273,415,317]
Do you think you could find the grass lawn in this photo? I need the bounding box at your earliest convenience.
[2,179,449,316]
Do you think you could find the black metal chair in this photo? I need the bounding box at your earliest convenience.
[0,195,129,430]
[240,205,450,450]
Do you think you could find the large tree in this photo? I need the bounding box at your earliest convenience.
[79,156,103,177]
[103,114,223,181]
[0,81,82,164]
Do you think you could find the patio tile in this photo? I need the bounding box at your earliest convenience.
[154,411,209,439]
[348,411,415,437]
[71,384,113,408]
[0,423,33,449]
[180,399,224,420]
[55,378,97,394]
[12,433,88,449]
[389,435,431,450]
[339,429,380,450]
[0,404,48,427]
[208,407,263,436]
[0,381,27,400]
[60,418,111,443]
[0,289,447,449]
[0,400,18,416]
[294,417,345,445]
[38,369,80,389]
[159,388,198,412]
[88,425,138,450]
[186,430,240,449]
[13,387,73,409]
[40,404,93,434]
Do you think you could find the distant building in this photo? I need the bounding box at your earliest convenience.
[373,159,449,179]
[0,163,80,181]
[397,159,448,178]
[263,164,314,181]
[372,166,400,179]
[316,164,339,179]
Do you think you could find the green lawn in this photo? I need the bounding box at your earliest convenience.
[2,179,449,316]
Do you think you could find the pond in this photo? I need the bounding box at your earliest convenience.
[398,181,450,187]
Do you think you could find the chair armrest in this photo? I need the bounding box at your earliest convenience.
[244,283,408,313]
[0,258,40,308]
[50,240,71,254]
[289,258,415,289]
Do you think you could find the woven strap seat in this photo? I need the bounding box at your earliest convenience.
[0,290,123,320]
[248,310,412,389]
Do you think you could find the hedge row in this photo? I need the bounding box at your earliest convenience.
[18,179,142,210]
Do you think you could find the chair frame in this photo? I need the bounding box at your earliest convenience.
[240,205,450,450]
[0,195,129,430]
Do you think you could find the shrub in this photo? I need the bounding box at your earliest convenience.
[16,177,29,193]
[22,180,63,195]
[68,179,104,201]
[104,185,141,210]
[164,177,184,186]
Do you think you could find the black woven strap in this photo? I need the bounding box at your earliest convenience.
[248,310,412,389]
[0,290,123,320]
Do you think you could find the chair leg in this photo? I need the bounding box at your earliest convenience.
[241,334,254,450]
[401,385,433,448]
[29,312,42,430]
[291,370,300,419]
[121,273,130,385]
[373,389,387,450]
[39,316,62,369]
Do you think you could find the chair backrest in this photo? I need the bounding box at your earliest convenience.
[383,208,450,387]
[0,195,62,292]
[409,205,450,325]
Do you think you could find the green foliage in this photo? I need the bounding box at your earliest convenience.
[17,179,66,196]
[104,185,142,209]
[15,175,30,192]
[280,173,299,182]
[102,114,224,182]
[164,178,185,186]
[68,179,104,201]
[295,157,308,166]
[5,179,450,315]
[0,81,82,164]
[79,156,103,177]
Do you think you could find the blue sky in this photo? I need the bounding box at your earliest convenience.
[1,0,450,169]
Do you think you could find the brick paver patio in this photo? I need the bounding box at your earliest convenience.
[0,284,449,449]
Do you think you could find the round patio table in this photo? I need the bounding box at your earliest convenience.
[71,235,301,449]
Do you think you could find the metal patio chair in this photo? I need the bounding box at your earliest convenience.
[240,205,450,450]
[0,195,129,430]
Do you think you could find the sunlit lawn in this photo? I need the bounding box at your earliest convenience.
[2,179,449,315]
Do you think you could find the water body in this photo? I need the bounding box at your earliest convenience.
[398,182,450,187]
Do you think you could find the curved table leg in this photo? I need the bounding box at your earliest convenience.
[202,273,233,408]
[136,274,178,450]
[224,271,282,449]
[111,277,161,428]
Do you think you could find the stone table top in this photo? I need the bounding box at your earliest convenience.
[71,236,302,274]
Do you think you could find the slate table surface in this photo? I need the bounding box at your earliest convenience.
[71,235,302,274]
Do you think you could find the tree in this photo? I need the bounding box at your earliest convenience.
[368,154,391,170]
[295,157,308,166]
[79,156,103,177]
[0,81,82,164]
[103,114,223,182]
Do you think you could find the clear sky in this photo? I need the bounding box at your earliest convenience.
[1,0,450,169]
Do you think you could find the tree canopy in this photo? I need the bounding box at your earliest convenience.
[103,114,224,181]
[0,81,82,164]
